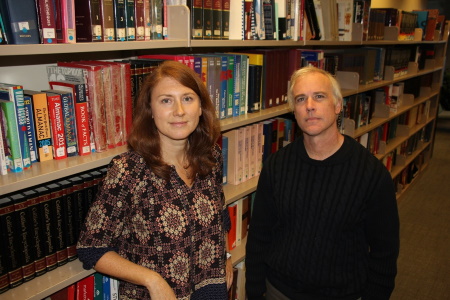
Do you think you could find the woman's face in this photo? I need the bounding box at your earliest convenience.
[151,76,202,144]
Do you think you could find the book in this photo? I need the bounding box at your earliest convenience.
[21,189,47,277]
[203,0,214,39]
[56,179,78,261]
[23,95,38,163]
[0,0,40,44]
[221,134,228,184]
[55,0,77,43]
[0,196,23,288]
[0,83,31,172]
[336,0,353,41]
[24,90,54,162]
[35,0,57,44]
[44,92,67,159]
[190,0,203,39]
[76,274,95,299]
[125,0,136,40]
[221,0,230,39]
[75,0,103,42]
[100,0,116,41]
[150,0,163,39]
[45,89,78,157]
[222,128,244,185]
[113,0,127,41]
[9,193,36,282]
[229,0,245,40]
[142,0,151,40]
[212,0,223,39]
[0,112,8,175]
[227,201,238,250]
[135,0,146,40]
[0,13,8,44]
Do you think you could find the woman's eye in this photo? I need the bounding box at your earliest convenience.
[161,98,171,104]
[183,96,194,102]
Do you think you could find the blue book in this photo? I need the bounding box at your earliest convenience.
[222,135,228,185]
[103,275,111,300]
[238,54,249,115]
[219,55,229,120]
[0,0,40,44]
[23,95,38,163]
[232,54,241,117]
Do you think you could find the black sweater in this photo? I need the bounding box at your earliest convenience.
[245,135,399,300]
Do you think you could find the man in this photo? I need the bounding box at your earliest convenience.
[245,66,400,300]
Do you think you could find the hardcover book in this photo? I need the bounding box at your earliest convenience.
[212,0,223,39]
[55,0,77,43]
[36,0,57,44]
[75,0,103,42]
[100,0,116,41]
[0,196,24,288]
[125,0,136,40]
[191,0,203,39]
[24,90,54,162]
[150,0,163,39]
[56,180,78,261]
[9,193,36,282]
[135,0,146,40]
[21,189,47,277]
[0,0,40,44]
[113,0,127,41]
[203,0,214,38]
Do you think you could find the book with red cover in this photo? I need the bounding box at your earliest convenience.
[36,0,57,44]
[56,62,107,152]
[43,92,67,159]
[135,0,145,40]
[76,274,95,299]
[227,202,238,250]
[75,0,103,42]
[54,0,76,43]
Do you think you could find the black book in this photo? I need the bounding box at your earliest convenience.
[304,0,321,40]
[9,193,36,282]
[80,173,95,218]
[46,183,69,267]
[57,180,78,261]
[125,0,136,41]
[68,176,87,242]
[75,0,103,42]
[247,64,262,113]
[21,189,47,277]
[34,186,58,272]
[0,196,23,289]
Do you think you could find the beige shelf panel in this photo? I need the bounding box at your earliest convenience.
[1,260,95,300]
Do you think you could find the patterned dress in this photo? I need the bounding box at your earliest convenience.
[77,144,229,299]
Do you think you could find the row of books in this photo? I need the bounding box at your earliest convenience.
[222,117,297,186]
[0,0,173,44]
[356,99,434,158]
[0,168,106,294]
[228,260,246,300]
[44,273,119,300]
[393,150,427,195]
[227,194,252,251]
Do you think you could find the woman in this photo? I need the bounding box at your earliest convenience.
[77,60,232,300]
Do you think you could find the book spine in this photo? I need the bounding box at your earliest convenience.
[23,96,38,163]
[101,0,116,41]
[212,0,223,39]
[125,0,136,40]
[76,275,95,299]
[222,135,228,185]
[36,0,57,44]
[71,84,91,156]
[47,94,68,159]
[227,202,237,250]
[10,87,32,170]
[58,180,78,261]
[0,101,23,172]
[47,183,69,267]
[135,0,145,40]
[0,197,24,288]
[0,0,41,44]
[91,0,104,41]
[203,0,213,39]
[94,273,104,300]
[11,194,36,282]
[113,0,127,41]
[221,0,230,39]
[151,0,163,39]
[239,55,248,115]
[59,92,78,157]
[30,92,53,162]
[0,112,7,175]
[226,55,235,118]
[219,56,228,120]
[23,190,47,277]
[233,55,241,117]
[191,0,203,39]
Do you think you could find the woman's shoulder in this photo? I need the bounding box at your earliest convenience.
[108,150,148,175]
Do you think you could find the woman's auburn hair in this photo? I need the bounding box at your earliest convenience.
[127,60,221,181]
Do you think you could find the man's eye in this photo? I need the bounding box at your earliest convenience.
[315,94,325,99]
[295,97,305,103]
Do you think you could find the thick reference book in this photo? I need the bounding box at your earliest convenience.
[23,90,54,162]
[0,196,24,288]
[113,0,127,41]
[125,0,136,40]
[54,0,77,43]
[75,0,103,42]
[0,0,40,44]
[100,0,116,41]
[135,0,146,40]
[35,0,57,44]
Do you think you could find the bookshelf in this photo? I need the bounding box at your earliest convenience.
[1,4,449,299]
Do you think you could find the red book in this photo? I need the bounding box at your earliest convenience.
[134,0,145,40]
[227,202,238,250]
[115,62,133,139]
[76,274,95,299]
[45,92,67,159]
[36,0,57,44]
